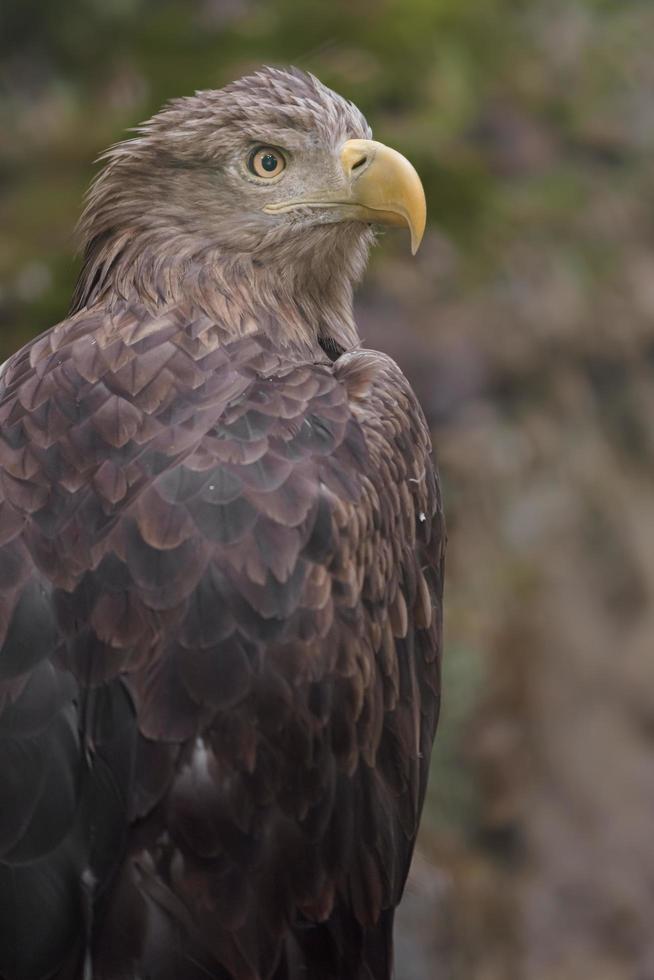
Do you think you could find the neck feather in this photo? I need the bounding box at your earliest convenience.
[71,223,371,356]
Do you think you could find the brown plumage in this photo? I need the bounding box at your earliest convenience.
[0,67,444,980]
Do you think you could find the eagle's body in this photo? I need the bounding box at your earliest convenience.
[0,69,443,980]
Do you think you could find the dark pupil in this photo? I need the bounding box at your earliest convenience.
[261,153,278,172]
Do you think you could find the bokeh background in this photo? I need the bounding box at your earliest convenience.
[2,1,654,977]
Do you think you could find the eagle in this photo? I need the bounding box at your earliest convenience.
[0,68,444,980]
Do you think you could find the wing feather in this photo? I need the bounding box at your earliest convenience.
[0,303,443,980]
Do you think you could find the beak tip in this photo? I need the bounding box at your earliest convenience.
[410,215,426,256]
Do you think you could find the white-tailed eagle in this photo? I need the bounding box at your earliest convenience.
[0,67,444,980]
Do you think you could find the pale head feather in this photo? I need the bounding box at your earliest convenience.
[72,67,377,354]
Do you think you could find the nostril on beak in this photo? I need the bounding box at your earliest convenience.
[351,153,368,172]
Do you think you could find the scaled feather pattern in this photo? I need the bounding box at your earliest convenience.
[0,67,444,980]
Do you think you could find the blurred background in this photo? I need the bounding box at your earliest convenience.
[2,1,654,977]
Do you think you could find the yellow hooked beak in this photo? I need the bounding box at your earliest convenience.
[263,138,427,254]
[339,139,426,254]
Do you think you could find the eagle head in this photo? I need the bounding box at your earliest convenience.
[74,67,425,336]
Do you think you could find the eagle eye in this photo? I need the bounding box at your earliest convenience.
[248,146,286,179]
